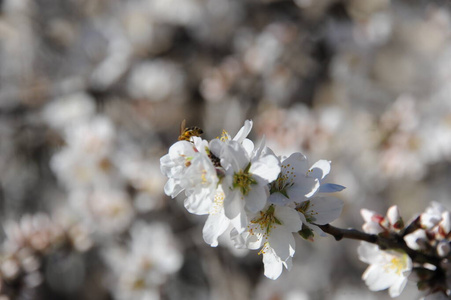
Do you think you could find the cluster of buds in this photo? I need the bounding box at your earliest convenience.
[160,120,344,279]
[404,202,451,296]
[358,203,451,298]
[0,214,92,299]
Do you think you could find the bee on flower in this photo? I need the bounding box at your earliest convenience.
[160,119,346,280]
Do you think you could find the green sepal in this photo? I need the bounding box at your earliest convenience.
[299,224,315,241]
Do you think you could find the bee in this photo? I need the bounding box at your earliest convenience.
[178,119,203,141]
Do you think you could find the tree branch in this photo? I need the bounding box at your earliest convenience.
[317,223,441,266]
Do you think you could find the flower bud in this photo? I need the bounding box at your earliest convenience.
[437,241,451,257]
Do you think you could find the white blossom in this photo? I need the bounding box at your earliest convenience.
[233,204,302,280]
[296,197,344,238]
[358,242,412,298]
[219,140,280,232]
[268,152,318,206]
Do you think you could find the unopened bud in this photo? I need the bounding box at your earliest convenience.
[404,229,428,250]
[387,205,404,230]
[437,241,451,257]
[439,211,451,236]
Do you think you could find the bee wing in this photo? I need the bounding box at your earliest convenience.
[180,119,186,135]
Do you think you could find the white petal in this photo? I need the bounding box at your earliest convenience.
[224,190,243,220]
[250,155,281,183]
[307,197,344,225]
[357,242,386,264]
[262,250,283,280]
[242,139,255,157]
[268,226,295,261]
[245,185,268,213]
[318,183,346,193]
[388,277,407,297]
[251,136,266,160]
[283,256,293,271]
[184,192,212,215]
[363,265,393,291]
[404,229,427,250]
[282,152,309,175]
[209,139,224,160]
[361,208,378,223]
[164,179,183,197]
[275,206,303,232]
[230,209,248,234]
[309,160,331,180]
[287,176,318,200]
[387,205,401,226]
[440,211,451,234]
[268,192,291,206]
[233,120,253,143]
[203,212,230,247]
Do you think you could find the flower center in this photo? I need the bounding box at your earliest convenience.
[251,205,282,235]
[180,154,194,167]
[270,163,296,197]
[233,165,257,196]
[296,200,317,223]
[219,130,230,142]
[385,253,408,276]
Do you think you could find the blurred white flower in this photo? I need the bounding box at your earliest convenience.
[69,188,134,235]
[104,221,183,300]
[127,60,185,103]
[42,93,96,131]
[51,116,118,189]
[148,0,204,26]
[118,158,166,212]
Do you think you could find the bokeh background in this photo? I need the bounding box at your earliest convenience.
[1,0,451,299]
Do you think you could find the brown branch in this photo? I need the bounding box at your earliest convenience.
[317,223,441,266]
[318,224,377,243]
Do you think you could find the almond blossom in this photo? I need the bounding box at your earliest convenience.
[296,197,344,239]
[268,152,318,206]
[358,206,411,297]
[232,204,302,279]
[219,140,280,232]
[358,242,412,298]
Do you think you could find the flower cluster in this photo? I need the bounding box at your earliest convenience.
[0,213,92,298]
[358,206,412,298]
[161,120,344,279]
[358,203,451,298]
[103,222,183,300]
[404,202,451,297]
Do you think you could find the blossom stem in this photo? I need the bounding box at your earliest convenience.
[318,224,377,243]
[317,224,441,266]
